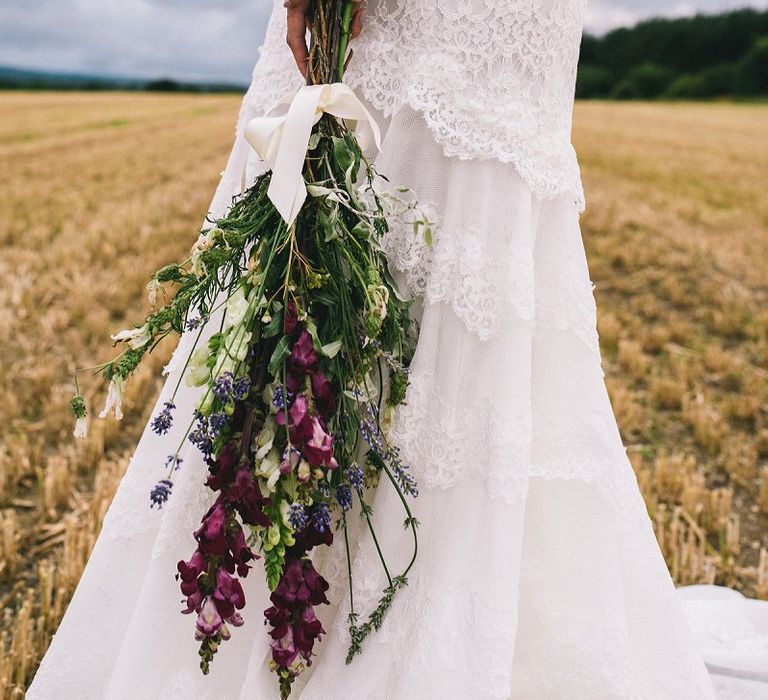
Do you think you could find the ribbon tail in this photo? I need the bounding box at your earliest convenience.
[267,85,327,226]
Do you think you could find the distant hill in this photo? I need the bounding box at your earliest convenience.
[579,8,768,99]
[0,66,246,93]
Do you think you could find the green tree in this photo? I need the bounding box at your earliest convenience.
[735,37,768,95]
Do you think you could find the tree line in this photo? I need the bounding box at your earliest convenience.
[578,8,768,99]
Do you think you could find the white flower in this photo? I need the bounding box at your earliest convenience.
[256,447,281,494]
[99,378,125,420]
[73,416,89,439]
[146,278,161,307]
[254,418,276,460]
[185,347,211,387]
[111,325,151,350]
[223,287,249,330]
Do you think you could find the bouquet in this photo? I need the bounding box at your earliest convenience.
[71,2,429,696]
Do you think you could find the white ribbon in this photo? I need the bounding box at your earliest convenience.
[244,83,382,226]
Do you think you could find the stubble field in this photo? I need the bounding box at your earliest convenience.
[0,92,766,697]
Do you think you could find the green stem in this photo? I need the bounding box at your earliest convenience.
[337,1,354,81]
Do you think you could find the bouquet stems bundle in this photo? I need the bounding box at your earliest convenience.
[72,1,428,696]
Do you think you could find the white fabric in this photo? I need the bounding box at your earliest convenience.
[250,0,586,211]
[27,2,766,699]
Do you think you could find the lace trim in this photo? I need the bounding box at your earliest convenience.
[388,370,532,504]
[382,213,536,341]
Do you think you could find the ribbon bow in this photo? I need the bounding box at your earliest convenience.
[244,83,382,226]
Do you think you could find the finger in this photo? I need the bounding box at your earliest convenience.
[285,5,309,77]
[350,2,365,38]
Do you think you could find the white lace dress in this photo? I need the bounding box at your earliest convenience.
[27,1,768,699]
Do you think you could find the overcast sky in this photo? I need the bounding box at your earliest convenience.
[1,0,766,84]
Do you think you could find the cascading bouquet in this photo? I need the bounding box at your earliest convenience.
[70,2,429,697]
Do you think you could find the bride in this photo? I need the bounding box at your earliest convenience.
[26,1,765,698]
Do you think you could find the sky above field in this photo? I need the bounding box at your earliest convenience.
[1,0,767,84]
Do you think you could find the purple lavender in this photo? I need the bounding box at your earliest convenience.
[311,503,331,533]
[233,376,250,401]
[151,401,175,435]
[360,414,385,455]
[335,485,352,512]
[164,454,183,471]
[213,372,234,402]
[185,316,206,331]
[347,463,363,489]
[189,414,213,457]
[150,479,173,508]
[387,446,419,498]
[288,503,309,532]
[272,386,293,411]
[209,412,229,437]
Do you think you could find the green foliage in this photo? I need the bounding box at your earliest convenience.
[611,63,676,100]
[575,64,614,99]
[578,9,768,99]
[735,37,768,96]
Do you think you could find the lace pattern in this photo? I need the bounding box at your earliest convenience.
[253,0,586,210]
[389,370,532,504]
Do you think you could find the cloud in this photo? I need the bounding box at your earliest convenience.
[585,0,768,33]
[1,0,767,81]
[0,0,273,83]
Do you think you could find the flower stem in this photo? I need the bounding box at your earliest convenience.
[337,1,354,81]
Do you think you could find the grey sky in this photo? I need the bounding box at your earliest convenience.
[1,0,766,84]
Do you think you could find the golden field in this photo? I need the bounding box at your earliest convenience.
[0,92,766,696]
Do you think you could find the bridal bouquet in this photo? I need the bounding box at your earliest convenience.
[71,2,427,696]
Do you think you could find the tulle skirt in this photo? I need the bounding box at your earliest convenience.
[28,100,727,699]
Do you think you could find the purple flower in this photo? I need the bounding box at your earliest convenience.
[271,559,330,610]
[186,316,206,331]
[213,372,234,402]
[195,503,228,556]
[149,479,173,508]
[275,394,313,443]
[288,503,308,531]
[151,401,175,435]
[294,605,325,660]
[335,485,352,512]
[311,503,331,533]
[213,568,246,619]
[280,446,301,476]
[269,624,299,667]
[232,376,250,401]
[195,597,224,640]
[284,301,298,335]
[347,463,363,488]
[272,386,294,411]
[288,330,317,373]
[226,468,271,528]
[302,417,337,469]
[360,415,385,455]
[310,372,335,418]
[164,454,183,471]
[189,413,213,456]
[178,549,205,597]
[208,411,228,437]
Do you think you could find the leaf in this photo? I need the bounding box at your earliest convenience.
[263,303,284,338]
[305,318,323,351]
[268,334,291,375]
[332,136,354,173]
[321,339,343,358]
[351,221,372,239]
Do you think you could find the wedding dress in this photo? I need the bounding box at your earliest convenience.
[27,1,767,698]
